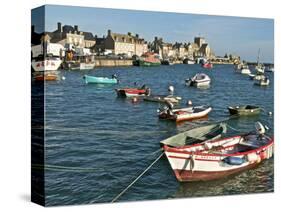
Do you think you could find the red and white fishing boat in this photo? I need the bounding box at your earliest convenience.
[202,62,213,69]
[158,106,212,122]
[162,122,273,182]
[115,86,151,97]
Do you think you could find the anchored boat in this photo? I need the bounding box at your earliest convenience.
[201,62,213,69]
[162,122,273,182]
[134,52,161,67]
[160,123,227,147]
[228,105,261,116]
[185,73,211,87]
[248,74,265,81]
[143,95,182,104]
[158,105,212,122]
[83,75,118,84]
[115,85,151,97]
[254,77,270,86]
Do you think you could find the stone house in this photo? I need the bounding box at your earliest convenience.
[45,22,96,49]
[101,30,148,57]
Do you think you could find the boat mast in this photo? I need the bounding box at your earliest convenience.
[257,48,260,64]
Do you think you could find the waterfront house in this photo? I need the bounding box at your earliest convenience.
[101,30,148,57]
[45,22,96,48]
[151,37,175,59]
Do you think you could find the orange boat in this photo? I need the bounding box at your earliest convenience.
[33,72,58,81]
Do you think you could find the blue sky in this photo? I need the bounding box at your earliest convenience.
[32,5,274,63]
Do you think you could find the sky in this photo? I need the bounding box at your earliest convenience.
[32,5,274,63]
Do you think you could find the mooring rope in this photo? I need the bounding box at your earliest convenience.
[111,152,164,203]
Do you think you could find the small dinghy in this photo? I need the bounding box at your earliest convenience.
[143,95,182,104]
[254,77,270,86]
[160,123,227,147]
[162,122,273,182]
[84,75,118,84]
[158,104,212,122]
[115,85,151,97]
[228,105,261,116]
[202,62,213,69]
[248,74,265,81]
[185,73,211,87]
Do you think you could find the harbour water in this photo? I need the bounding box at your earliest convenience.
[44,64,274,206]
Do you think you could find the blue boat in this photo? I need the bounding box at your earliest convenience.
[83,75,118,84]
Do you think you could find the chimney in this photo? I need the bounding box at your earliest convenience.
[95,35,98,39]
[108,29,111,36]
[74,25,78,32]
[128,32,132,36]
[136,34,139,38]
[154,36,158,41]
[57,22,62,32]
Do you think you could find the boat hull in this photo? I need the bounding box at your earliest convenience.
[172,163,259,182]
[31,59,62,72]
[143,95,181,104]
[115,88,149,97]
[33,72,59,81]
[139,60,161,67]
[202,63,213,69]
[159,107,212,122]
[240,68,251,74]
[228,106,261,116]
[70,62,95,70]
[84,75,117,84]
[163,135,274,182]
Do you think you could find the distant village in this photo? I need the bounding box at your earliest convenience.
[31,22,241,66]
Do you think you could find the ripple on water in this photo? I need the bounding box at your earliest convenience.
[43,65,274,205]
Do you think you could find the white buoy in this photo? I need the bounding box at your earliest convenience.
[187,100,193,106]
[268,111,272,116]
[62,76,66,81]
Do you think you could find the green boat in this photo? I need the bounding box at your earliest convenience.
[138,60,161,67]
[134,52,161,67]
[160,123,227,147]
[228,105,261,116]
[83,75,118,84]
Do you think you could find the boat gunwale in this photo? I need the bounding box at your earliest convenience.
[163,135,274,157]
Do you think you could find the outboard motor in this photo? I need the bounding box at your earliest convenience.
[168,85,174,96]
[255,122,267,140]
[112,74,117,79]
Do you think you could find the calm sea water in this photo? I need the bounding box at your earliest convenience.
[44,64,274,206]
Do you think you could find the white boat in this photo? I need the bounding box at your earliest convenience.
[240,65,251,74]
[254,77,270,86]
[185,73,211,87]
[255,49,265,74]
[255,64,265,74]
[162,122,274,182]
[158,105,212,122]
[31,57,62,72]
[265,66,274,72]
[248,74,265,81]
[235,63,251,74]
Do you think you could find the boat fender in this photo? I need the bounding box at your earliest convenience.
[247,153,259,164]
[223,156,245,165]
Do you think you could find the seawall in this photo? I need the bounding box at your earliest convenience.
[95,59,133,67]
